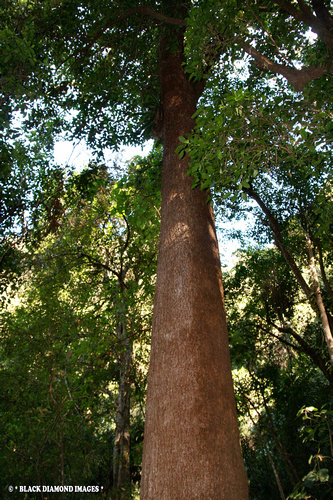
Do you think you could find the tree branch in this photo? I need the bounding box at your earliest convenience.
[271,321,333,385]
[315,239,333,304]
[243,185,314,302]
[241,41,333,90]
[311,0,333,31]
[77,250,123,282]
[137,6,186,26]
[274,0,321,29]
[273,0,333,52]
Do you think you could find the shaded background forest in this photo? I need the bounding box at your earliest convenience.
[1,1,333,499]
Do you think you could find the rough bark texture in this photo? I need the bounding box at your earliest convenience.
[140,32,248,500]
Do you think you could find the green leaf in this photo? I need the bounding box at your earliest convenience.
[299,128,308,140]
[302,471,317,487]
[317,468,329,482]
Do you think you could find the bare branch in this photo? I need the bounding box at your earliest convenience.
[78,250,123,282]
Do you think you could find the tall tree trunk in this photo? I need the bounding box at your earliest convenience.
[141,31,248,500]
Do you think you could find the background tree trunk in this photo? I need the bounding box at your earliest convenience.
[140,32,248,500]
[306,232,333,363]
[113,309,132,498]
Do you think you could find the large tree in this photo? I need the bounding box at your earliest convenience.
[14,2,248,497]
[3,0,333,497]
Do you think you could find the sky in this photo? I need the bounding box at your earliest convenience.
[53,139,154,171]
[53,138,249,267]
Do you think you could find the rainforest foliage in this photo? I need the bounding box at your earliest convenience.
[1,1,333,499]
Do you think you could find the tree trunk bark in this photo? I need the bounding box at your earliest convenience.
[306,232,333,363]
[266,448,286,500]
[141,32,248,500]
[113,317,132,498]
[315,239,333,305]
